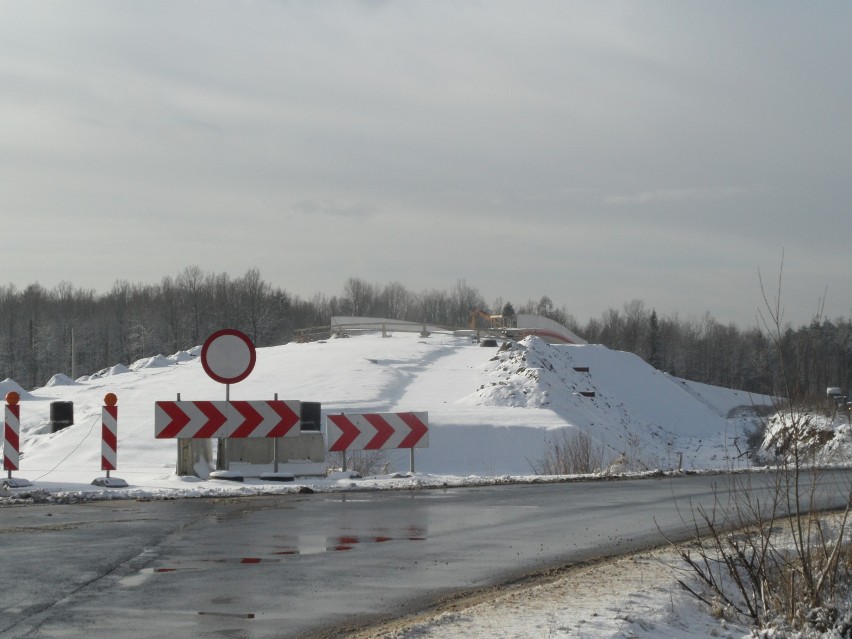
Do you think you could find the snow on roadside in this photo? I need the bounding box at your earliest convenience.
[353,547,751,639]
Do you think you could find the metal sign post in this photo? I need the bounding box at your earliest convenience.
[201,329,256,474]
[218,383,230,471]
[273,393,279,473]
[158,329,302,482]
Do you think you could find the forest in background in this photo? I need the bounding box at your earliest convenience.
[0,266,849,401]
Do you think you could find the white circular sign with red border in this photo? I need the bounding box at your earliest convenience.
[201,329,257,384]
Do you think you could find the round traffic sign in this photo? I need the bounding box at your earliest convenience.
[201,329,257,384]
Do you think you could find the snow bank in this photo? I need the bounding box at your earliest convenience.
[4,332,776,500]
[106,364,131,376]
[168,350,198,363]
[46,374,78,387]
[1,378,33,400]
[131,354,173,370]
[459,337,771,469]
[759,410,852,466]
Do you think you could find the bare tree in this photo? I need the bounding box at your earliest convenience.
[342,277,375,317]
[176,265,208,344]
[449,279,485,327]
[378,281,415,320]
[239,267,274,344]
[669,256,852,633]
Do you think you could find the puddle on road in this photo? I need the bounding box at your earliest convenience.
[322,489,457,505]
[324,530,427,552]
[118,567,158,587]
[119,526,428,586]
[198,611,255,619]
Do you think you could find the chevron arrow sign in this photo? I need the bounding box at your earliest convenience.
[155,400,300,439]
[326,412,428,452]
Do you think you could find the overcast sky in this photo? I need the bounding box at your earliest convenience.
[2,1,849,328]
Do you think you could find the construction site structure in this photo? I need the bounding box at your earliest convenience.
[468,308,517,332]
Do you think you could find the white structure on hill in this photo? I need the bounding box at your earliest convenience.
[330,315,586,345]
[330,317,445,336]
[514,314,586,345]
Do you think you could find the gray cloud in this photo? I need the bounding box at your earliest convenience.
[603,186,755,206]
[292,199,374,219]
[0,1,849,327]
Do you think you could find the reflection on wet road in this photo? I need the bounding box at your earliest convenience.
[2,471,851,639]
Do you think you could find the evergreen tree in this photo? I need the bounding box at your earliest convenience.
[649,310,663,369]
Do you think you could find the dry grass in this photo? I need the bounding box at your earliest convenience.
[530,429,605,475]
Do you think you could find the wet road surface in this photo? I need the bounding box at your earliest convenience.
[1,471,850,638]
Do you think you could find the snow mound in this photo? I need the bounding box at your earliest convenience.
[169,350,197,363]
[460,336,762,469]
[46,373,78,387]
[130,354,173,370]
[676,377,773,417]
[77,362,138,380]
[0,378,33,400]
[759,411,852,465]
[106,364,131,376]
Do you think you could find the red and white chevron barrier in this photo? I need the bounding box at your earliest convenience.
[4,391,20,472]
[327,412,428,452]
[154,400,301,439]
[102,393,118,472]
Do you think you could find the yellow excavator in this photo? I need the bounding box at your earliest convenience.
[469,309,517,342]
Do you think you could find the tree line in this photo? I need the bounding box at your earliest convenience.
[0,266,848,400]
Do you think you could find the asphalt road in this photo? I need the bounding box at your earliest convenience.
[1,470,850,638]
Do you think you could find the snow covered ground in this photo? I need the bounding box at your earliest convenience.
[0,330,811,638]
[2,331,771,500]
[350,546,753,639]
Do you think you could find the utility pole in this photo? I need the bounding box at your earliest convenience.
[71,327,77,380]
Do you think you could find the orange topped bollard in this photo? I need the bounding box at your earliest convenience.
[3,391,33,488]
[102,393,118,473]
[92,393,128,488]
[4,391,20,474]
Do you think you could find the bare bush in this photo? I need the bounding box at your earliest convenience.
[671,256,852,633]
[326,449,390,477]
[530,429,604,475]
[673,469,852,626]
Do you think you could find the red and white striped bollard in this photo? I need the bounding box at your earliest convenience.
[92,393,127,488]
[102,393,118,477]
[4,391,20,476]
[3,391,32,488]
